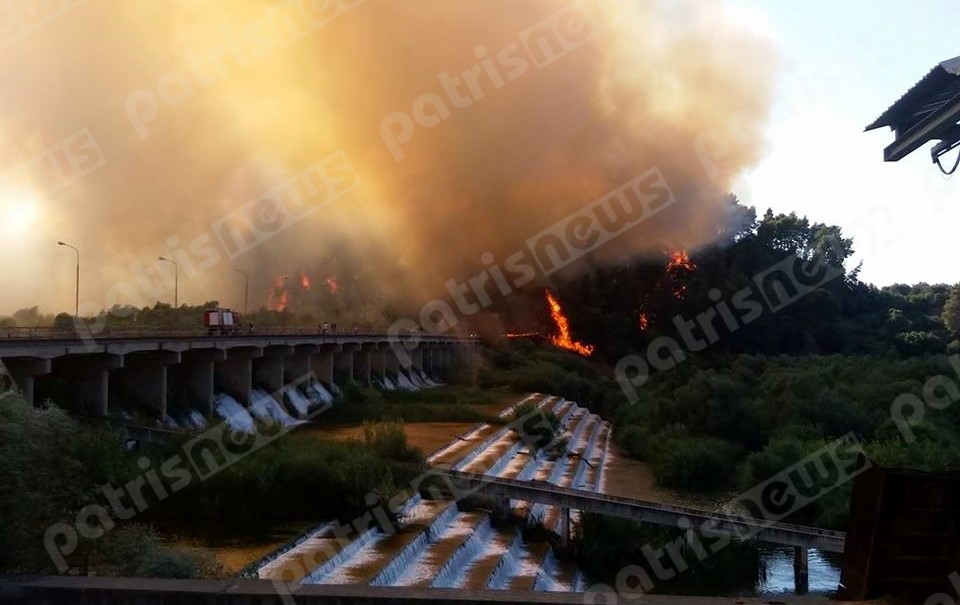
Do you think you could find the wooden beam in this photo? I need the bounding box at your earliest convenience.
[884,93,960,161]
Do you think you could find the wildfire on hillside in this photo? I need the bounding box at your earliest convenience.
[545,290,594,357]
[666,250,696,300]
[266,275,289,312]
[325,276,339,294]
[638,311,650,331]
[300,273,311,290]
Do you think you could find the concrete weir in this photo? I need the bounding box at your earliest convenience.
[0,331,472,418]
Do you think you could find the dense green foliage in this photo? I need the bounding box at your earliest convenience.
[0,394,409,575]
[477,201,960,529]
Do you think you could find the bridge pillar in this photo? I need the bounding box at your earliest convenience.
[354,345,372,386]
[311,345,337,387]
[561,507,572,547]
[285,345,317,387]
[423,346,437,378]
[384,348,400,385]
[113,351,180,419]
[50,354,123,417]
[254,346,292,395]
[172,349,226,417]
[368,345,385,386]
[334,345,356,386]
[214,347,261,406]
[411,346,424,375]
[794,547,809,595]
[1,357,51,406]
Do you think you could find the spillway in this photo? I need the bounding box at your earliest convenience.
[250,388,300,427]
[263,392,612,592]
[214,393,256,433]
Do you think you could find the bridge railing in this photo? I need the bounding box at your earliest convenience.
[438,468,845,540]
[0,326,473,342]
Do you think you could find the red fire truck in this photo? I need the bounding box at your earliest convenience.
[203,308,245,335]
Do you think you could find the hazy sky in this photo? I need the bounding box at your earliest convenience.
[0,0,957,318]
[727,0,959,286]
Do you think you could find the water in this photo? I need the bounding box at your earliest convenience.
[249,389,299,427]
[284,386,312,417]
[382,376,397,391]
[396,372,418,391]
[259,391,840,596]
[163,415,180,429]
[185,409,208,429]
[214,393,256,433]
[309,383,335,405]
[757,547,841,595]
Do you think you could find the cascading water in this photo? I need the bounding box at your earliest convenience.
[185,409,207,429]
[309,383,335,405]
[284,385,312,417]
[382,376,397,391]
[214,393,256,433]
[431,516,497,588]
[369,502,461,587]
[249,389,299,427]
[396,371,418,391]
[163,415,180,429]
[485,532,526,589]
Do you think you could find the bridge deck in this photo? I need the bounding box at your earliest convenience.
[430,469,846,552]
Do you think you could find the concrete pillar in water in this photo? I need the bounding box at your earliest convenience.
[254,345,292,396]
[354,345,372,386]
[384,346,400,383]
[285,344,317,388]
[311,344,337,387]
[412,346,424,374]
[794,546,809,595]
[50,354,124,417]
[214,347,261,406]
[1,357,51,406]
[422,346,436,377]
[113,351,181,419]
[368,344,385,385]
[173,349,226,417]
[334,344,356,386]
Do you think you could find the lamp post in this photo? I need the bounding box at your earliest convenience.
[234,268,248,314]
[57,241,79,319]
[158,256,178,308]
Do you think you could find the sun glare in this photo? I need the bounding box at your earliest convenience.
[0,193,40,237]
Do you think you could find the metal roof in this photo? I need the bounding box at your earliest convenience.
[866,55,960,132]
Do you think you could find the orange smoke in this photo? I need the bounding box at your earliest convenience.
[545,290,594,357]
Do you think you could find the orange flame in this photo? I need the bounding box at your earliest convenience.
[666,250,695,300]
[325,276,339,294]
[300,273,311,290]
[638,312,650,331]
[666,250,695,273]
[267,275,289,312]
[545,290,594,356]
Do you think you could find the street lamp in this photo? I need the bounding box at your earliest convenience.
[158,256,178,308]
[234,268,248,314]
[57,241,79,319]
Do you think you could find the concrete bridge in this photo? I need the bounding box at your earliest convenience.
[0,328,476,420]
[431,469,846,553]
[0,575,827,605]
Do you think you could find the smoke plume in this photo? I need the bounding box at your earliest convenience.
[0,0,777,316]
